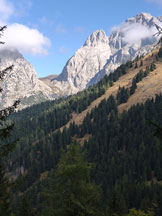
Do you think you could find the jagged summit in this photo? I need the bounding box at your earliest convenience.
[126,12,158,27]
[0,48,23,61]
[135,12,153,21]
[1,12,162,109]
[84,30,109,47]
[52,29,111,94]
[51,12,161,95]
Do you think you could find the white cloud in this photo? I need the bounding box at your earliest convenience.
[0,0,14,23]
[111,22,159,45]
[122,23,156,44]
[0,0,51,55]
[1,23,51,55]
[145,0,162,5]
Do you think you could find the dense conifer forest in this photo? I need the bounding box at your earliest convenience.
[1,47,162,215]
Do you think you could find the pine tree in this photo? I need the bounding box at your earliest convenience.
[158,47,162,58]
[135,62,138,69]
[127,208,154,216]
[150,63,156,71]
[108,191,126,216]
[42,143,102,216]
[17,196,38,216]
[0,25,20,215]
[140,60,143,67]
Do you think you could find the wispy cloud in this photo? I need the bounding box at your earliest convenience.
[0,0,51,55]
[145,0,162,5]
[111,22,159,45]
[1,23,51,55]
[56,24,67,34]
[59,46,69,54]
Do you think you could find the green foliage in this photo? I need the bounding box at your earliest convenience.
[117,86,130,104]
[42,144,102,216]
[117,64,153,104]
[127,208,154,216]
[140,60,143,67]
[6,55,162,214]
[144,66,150,77]
[134,62,138,68]
[150,63,156,71]
[17,196,38,216]
[108,191,126,216]
[0,25,20,216]
[125,61,133,68]
[9,91,162,214]
[82,94,162,214]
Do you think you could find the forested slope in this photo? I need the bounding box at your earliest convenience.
[8,47,162,215]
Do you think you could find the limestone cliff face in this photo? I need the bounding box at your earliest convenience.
[0,13,161,109]
[52,30,111,94]
[52,13,161,93]
[0,48,57,109]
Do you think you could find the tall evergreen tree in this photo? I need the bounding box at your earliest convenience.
[0,25,20,215]
[42,143,102,216]
[17,196,38,216]
[158,47,162,58]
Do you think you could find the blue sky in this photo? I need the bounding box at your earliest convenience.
[0,0,162,77]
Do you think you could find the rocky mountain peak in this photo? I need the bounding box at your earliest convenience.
[1,12,162,109]
[84,30,109,47]
[0,48,56,109]
[0,48,23,61]
[53,29,111,94]
[126,12,158,27]
[51,12,162,95]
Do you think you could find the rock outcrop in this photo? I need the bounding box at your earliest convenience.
[0,48,58,109]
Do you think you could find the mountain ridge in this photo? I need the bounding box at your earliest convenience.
[58,47,162,130]
[0,12,161,109]
[0,48,61,109]
[52,12,161,95]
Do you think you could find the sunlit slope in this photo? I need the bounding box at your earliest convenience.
[61,48,161,128]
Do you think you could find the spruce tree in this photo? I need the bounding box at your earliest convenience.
[17,196,38,216]
[0,25,20,215]
[42,143,102,216]
[135,62,138,69]
[158,47,162,58]
[140,60,143,67]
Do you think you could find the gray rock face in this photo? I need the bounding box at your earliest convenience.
[52,12,161,94]
[0,48,57,109]
[0,12,161,109]
[52,30,111,94]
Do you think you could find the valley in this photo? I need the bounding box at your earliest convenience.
[5,46,162,215]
